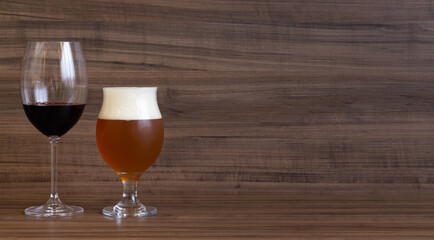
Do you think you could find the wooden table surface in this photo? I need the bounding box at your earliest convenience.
[1,189,434,239]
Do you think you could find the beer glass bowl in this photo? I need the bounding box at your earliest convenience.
[20,42,87,217]
[96,87,164,217]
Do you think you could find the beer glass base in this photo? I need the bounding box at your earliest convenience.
[102,205,157,218]
[25,204,84,217]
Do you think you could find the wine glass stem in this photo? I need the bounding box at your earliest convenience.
[49,136,60,200]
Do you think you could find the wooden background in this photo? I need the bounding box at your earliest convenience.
[0,0,434,195]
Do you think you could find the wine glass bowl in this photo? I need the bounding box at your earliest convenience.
[20,42,87,217]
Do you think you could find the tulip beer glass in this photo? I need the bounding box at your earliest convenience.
[96,87,164,217]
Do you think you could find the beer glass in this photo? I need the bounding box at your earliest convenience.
[21,42,87,216]
[96,87,164,217]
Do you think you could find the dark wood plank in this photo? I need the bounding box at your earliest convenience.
[1,188,434,239]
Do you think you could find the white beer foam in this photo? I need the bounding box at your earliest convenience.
[98,87,162,120]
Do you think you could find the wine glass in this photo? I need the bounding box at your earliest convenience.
[96,87,164,217]
[20,42,87,217]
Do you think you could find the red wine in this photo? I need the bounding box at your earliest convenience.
[23,103,85,137]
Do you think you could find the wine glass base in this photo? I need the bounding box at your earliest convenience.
[102,205,157,218]
[25,204,84,217]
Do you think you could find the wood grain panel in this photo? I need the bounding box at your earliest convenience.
[0,20,433,72]
[2,70,434,194]
[0,0,434,194]
[0,0,433,24]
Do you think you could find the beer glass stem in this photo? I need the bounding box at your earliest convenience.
[49,136,60,202]
[119,180,142,208]
[103,178,157,217]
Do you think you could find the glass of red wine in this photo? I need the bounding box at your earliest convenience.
[20,42,87,217]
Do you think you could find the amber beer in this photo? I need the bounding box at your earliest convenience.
[96,87,164,181]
